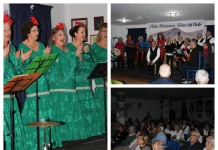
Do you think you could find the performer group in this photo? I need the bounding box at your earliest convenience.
[4,14,107,150]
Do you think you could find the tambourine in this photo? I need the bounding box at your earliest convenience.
[113,48,121,56]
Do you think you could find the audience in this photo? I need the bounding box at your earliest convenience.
[152,140,166,150]
[135,133,151,150]
[150,64,175,84]
[119,126,137,147]
[195,70,209,84]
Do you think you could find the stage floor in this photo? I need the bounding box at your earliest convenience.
[111,66,184,84]
[54,134,106,150]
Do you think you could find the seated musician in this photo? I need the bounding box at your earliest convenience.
[147,41,160,76]
[178,39,202,83]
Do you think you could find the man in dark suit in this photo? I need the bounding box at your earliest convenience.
[180,130,204,150]
[150,64,175,84]
[178,39,202,83]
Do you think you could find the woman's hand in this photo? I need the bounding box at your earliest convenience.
[15,51,21,59]
[4,44,10,58]
[44,46,51,54]
[21,49,33,61]
[83,45,89,53]
[76,44,83,56]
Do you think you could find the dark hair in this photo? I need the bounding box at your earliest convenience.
[190,39,198,45]
[21,21,37,41]
[69,25,85,40]
[48,27,63,47]
[157,33,165,40]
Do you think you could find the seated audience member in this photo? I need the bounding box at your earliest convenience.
[119,126,137,147]
[182,119,190,140]
[147,41,160,76]
[180,130,204,150]
[209,128,214,136]
[150,64,175,84]
[152,140,166,150]
[136,36,145,69]
[115,37,125,68]
[135,133,151,150]
[178,39,202,83]
[203,42,211,65]
[112,124,127,147]
[197,33,205,48]
[170,124,184,141]
[203,123,210,137]
[195,70,209,84]
[187,128,203,143]
[115,130,146,150]
[203,136,214,150]
[151,126,167,145]
[165,36,175,68]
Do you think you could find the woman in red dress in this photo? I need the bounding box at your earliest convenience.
[157,33,166,65]
[115,37,125,68]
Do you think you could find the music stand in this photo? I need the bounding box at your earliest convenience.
[24,53,58,150]
[4,73,41,150]
[88,62,107,136]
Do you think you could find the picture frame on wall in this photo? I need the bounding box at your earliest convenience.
[90,34,97,45]
[71,18,88,42]
[94,16,104,30]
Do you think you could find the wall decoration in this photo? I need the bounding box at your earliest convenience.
[94,16,104,30]
[90,34,97,45]
[71,18,88,42]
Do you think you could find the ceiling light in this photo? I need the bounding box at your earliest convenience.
[117,18,130,23]
[169,12,177,17]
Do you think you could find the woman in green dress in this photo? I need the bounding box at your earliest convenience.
[68,24,100,137]
[3,14,26,150]
[90,23,108,134]
[47,23,86,147]
[18,16,51,149]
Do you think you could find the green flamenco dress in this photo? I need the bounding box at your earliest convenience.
[90,43,107,134]
[47,45,86,148]
[68,43,99,137]
[18,42,52,149]
[4,45,26,150]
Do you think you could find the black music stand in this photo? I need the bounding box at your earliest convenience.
[4,73,41,150]
[24,53,58,150]
[88,62,107,136]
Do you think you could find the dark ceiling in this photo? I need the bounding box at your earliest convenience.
[111,88,214,101]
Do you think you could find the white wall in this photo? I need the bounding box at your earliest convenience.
[111,96,160,121]
[112,20,215,43]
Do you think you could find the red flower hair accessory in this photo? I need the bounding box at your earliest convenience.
[56,22,64,30]
[30,16,39,25]
[75,21,84,27]
[4,14,13,26]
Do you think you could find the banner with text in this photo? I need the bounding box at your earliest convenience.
[147,20,205,40]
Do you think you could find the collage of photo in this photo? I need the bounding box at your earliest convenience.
[3,2,215,150]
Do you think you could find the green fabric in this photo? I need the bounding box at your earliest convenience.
[90,43,107,134]
[47,45,87,147]
[17,42,52,149]
[68,43,101,137]
[4,45,26,150]
[120,134,136,146]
